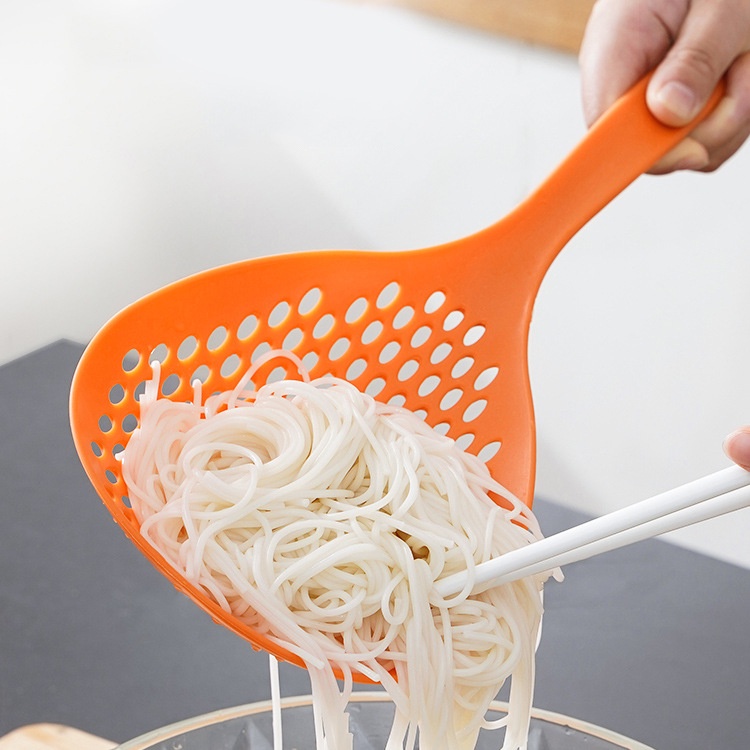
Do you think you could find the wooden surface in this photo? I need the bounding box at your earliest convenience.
[374,0,596,52]
[0,725,115,750]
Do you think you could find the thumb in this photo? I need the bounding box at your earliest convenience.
[646,1,747,126]
[723,428,750,472]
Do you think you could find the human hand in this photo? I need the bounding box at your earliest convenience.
[579,0,750,174]
[724,428,750,471]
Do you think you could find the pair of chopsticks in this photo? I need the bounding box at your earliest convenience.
[435,464,750,597]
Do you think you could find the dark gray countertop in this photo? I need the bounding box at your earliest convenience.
[1,341,748,748]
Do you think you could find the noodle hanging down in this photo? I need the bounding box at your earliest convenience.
[121,352,557,750]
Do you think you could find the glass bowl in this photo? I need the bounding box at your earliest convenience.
[114,692,654,749]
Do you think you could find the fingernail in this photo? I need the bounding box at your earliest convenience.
[723,429,750,467]
[655,81,698,122]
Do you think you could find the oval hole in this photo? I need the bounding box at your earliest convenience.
[345,297,368,324]
[463,399,487,423]
[455,433,475,451]
[451,357,474,379]
[108,384,125,405]
[298,287,322,315]
[424,290,446,314]
[463,325,486,346]
[313,314,336,339]
[252,342,272,362]
[443,310,464,331]
[238,314,259,340]
[376,281,400,309]
[267,366,289,383]
[207,326,228,351]
[362,321,383,345]
[418,375,441,397]
[191,364,211,384]
[478,441,502,462]
[283,328,304,351]
[177,335,198,361]
[398,359,420,382]
[365,377,386,397]
[161,373,181,396]
[268,301,290,328]
[440,388,464,411]
[474,366,499,390]
[346,358,367,380]
[430,343,452,365]
[122,414,138,433]
[329,337,350,361]
[98,415,113,432]
[393,306,414,329]
[410,326,432,348]
[379,341,401,364]
[149,343,168,364]
[221,354,242,378]
[122,348,140,372]
[301,351,319,372]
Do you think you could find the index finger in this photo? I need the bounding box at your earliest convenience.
[579,0,686,125]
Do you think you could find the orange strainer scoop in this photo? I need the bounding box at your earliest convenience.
[70,75,722,672]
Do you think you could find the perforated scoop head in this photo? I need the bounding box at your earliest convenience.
[69,75,722,670]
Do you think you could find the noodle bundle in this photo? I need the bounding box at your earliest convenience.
[121,353,553,750]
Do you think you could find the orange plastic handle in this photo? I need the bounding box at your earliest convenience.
[466,73,726,290]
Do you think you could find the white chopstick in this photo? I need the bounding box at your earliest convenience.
[435,464,750,597]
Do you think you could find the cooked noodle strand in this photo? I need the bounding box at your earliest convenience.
[121,355,554,749]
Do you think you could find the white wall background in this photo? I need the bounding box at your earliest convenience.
[2,0,749,566]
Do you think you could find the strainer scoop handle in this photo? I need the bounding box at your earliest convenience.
[467,73,725,290]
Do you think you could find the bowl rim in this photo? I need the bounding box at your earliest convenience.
[114,691,654,749]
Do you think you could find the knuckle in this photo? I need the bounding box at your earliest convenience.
[670,45,720,81]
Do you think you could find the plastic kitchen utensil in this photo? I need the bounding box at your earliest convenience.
[436,465,750,596]
[69,74,723,671]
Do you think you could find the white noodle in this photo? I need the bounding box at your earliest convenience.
[270,654,283,750]
[121,353,554,750]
